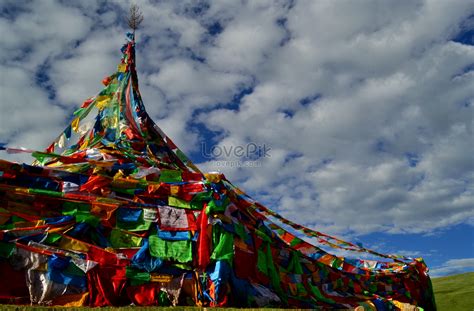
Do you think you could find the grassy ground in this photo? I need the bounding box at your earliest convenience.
[432,272,474,311]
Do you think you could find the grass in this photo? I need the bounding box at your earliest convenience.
[432,272,474,311]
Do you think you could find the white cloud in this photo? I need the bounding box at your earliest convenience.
[206,0,289,73]
[0,0,93,155]
[148,58,250,107]
[49,29,125,106]
[0,0,473,239]
[431,258,474,277]
[194,0,474,235]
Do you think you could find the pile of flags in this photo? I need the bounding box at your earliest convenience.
[0,33,436,310]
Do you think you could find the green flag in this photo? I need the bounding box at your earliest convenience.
[149,235,192,263]
[110,229,143,248]
[211,225,234,262]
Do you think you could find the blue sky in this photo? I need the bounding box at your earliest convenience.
[0,0,473,277]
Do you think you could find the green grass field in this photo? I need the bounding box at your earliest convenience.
[0,272,472,310]
[432,272,474,311]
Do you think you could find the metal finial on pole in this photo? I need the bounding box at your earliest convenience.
[127,4,144,34]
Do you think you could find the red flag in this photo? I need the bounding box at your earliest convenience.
[46,143,55,153]
[87,266,128,307]
[80,175,111,192]
[197,204,211,269]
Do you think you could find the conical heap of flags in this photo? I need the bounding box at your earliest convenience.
[0,33,436,310]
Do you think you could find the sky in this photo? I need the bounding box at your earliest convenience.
[0,0,473,277]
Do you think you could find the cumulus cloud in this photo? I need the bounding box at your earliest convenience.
[0,0,473,240]
[0,0,93,159]
[196,0,474,236]
[430,258,474,277]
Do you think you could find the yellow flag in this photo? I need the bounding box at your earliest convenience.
[147,183,161,194]
[58,236,90,252]
[205,173,222,183]
[95,95,110,110]
[118,63,127,72]
[71,117,80,132]
[150,274,173,283]
[170,185,180,196]
[52,292,89,307]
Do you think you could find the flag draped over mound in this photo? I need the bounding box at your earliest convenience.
[0,33,436,310]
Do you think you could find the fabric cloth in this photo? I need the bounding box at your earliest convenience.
[252,283,281,307]
[131,239,163,272]
[11,246,85,305]
[126,273,184,306]
[47,254,87,289]
[234,239,256,280]
[0,260,29,299]
[143,208,158,222]
[116,208,151,231]
[159,170,183,183]
[51,292,89,306]
[197,205,211,269]
[208,260,231,306]
[159,206,188,230]
[149,235,192,263]
[110,229,143,248]
[210,225,234,262]
[87,265,128,307]
[158,206,196,231]
[157,230,190,241]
